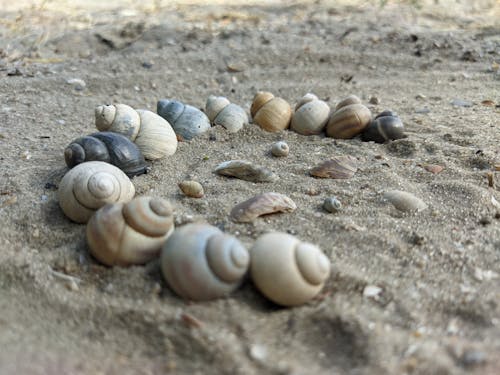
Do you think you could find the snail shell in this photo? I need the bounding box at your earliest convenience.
[250,232,331,306]
[178,180,204,198]
[290,93,330,135]
[205,95,248,133]
[335,94,362,111]
[157,99,211,141]
[250,91,292,132]
[86,196,174,266]
[271,141,289,157]
[160,223,249,301]
[64,132,147,177]
[95,104,178,160]
[323,197,342,213]
[58,161,135,223]
[362,111,405,143]
[325,103,372,139]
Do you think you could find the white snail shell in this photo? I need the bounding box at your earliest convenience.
[205,95,248,133]
[58,161,135,223]
[250,91,292,132]
[95,104,178,160]
[290,93,330,135]
[86,196,174,266]
[160,223,249,301]
[250,232,330,306]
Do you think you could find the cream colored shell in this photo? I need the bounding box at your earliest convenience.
[250,92,292,132]
[250,232,330,306]
[86,196,174,266]
[161,223,249,301]
[290,93,330,135]
[95,104,177,160]
[205,95,248,133]
[58,161,135,223]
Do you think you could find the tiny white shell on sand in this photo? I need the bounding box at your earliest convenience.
[383,190,427,212]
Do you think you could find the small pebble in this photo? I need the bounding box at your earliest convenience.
[21,150,32,160]
[66,78,86,91]
[271,141,289,157]
[415,107,431,114]
[323,197,342,213]
[249,344,267,363]
[369,96,380,104]
[363,285,382,298]
[450,99,472,107]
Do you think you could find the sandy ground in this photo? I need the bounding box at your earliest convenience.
[0,0,499,374]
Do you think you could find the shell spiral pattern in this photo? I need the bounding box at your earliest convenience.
[160,223,249,301]
[58,161,135,223]
[86,196,175,266]
[205,95,248,133]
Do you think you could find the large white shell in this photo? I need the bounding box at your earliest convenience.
[58,161,135,223]
[290,93,330,135]
[205,95,248,133]
[250,232,330,306]
[95,104,177,160]
[86,196,175,266]
[160,223,249,301]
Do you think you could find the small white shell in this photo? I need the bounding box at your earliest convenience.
[290,93,330,135]
[206,95,248,133]
[383,190,428,212]
[250,232,330,306]
[160,223,249,301]
[86,196,174,266]
[58,161,135,223]
[95,104,178,160]
[271,141,289,157]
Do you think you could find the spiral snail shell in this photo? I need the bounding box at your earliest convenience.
[205,95,248,133]
[58,161,135,223]
[361,110,405,143]
[250,232,330,306]
[64,132,147,177]
[161,223,249,301]
[290,93,330,135]
[250,91,292,132]
[325,103,372,139]
[95,104,178,160]
[86,196,174,266]
[157,99,211,141]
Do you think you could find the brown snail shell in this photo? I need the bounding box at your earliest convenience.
[64,132,147,177]
[178,180,204,198]
[290,93,330,135]
[362,111,405,143]
[335,94,362,111]
[326,103,372,139]
[250,232,331,306]
[251,91,292,132]
[86,197,174,266]
[160,223,249,301]
[95,104,178,160]
[58,161,135,223]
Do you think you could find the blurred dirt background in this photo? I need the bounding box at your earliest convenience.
[0,0,499,374]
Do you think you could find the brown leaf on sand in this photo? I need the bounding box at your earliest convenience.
[310,156,357,179]
[230,192,296,223]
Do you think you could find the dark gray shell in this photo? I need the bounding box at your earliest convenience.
[362,114,405,143]
[64,132,147,177]
[157,99,211,141]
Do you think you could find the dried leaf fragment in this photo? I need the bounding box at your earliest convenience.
[230,192,296,223]
[310,156,357,179]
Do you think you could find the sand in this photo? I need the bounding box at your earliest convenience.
[0,0,499,374]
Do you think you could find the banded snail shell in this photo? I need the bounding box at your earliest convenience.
[250,232,331,306]
[64,132,147,177]
[86,197,174,266]
[325,103,372,139]
[95,104,177,160]
[58,161,135,223]
[160,223,249,301]
[290,93,330,135]
[157,99,211,141]
[205,95,248,133]
[250,91,292,132]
